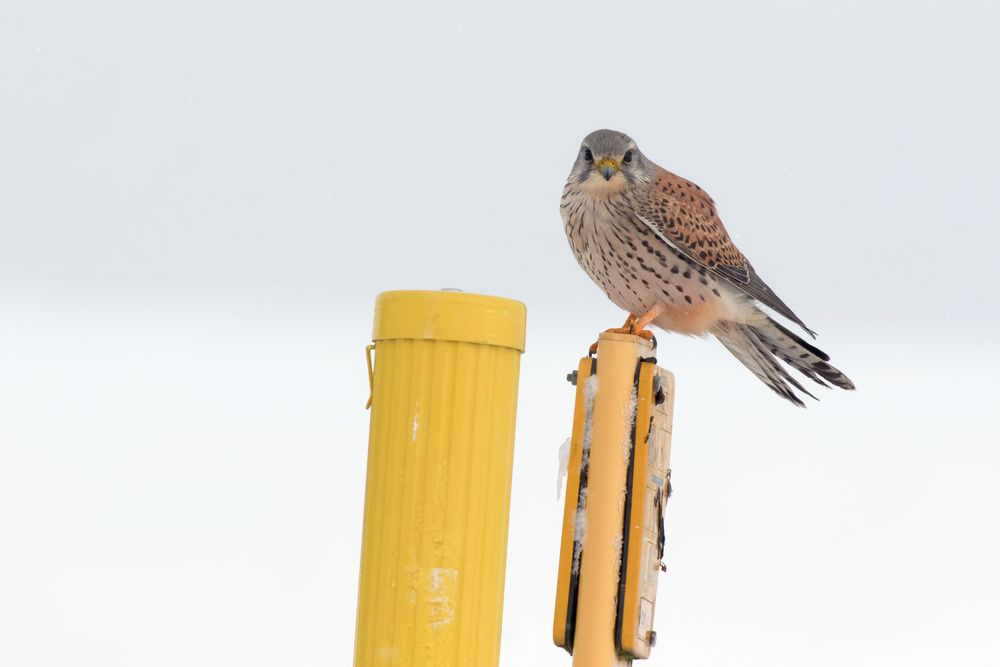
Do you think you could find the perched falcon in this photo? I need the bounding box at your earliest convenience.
[561,129,854,406]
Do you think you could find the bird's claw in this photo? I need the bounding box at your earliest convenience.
[589,325,657,356]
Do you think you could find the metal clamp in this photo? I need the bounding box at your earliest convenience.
[365,344,375,409]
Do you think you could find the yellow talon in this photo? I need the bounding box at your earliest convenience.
[589,307,662,354]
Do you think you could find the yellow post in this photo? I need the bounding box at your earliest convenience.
[353,290,526,667]
[572,332,653,667]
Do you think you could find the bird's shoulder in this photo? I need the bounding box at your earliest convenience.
[646,166,718,211]
[637,166,747,274]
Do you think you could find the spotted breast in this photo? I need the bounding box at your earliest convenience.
[561,182,750,336]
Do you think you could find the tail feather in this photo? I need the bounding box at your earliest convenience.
[744,326,819,401]
[714,316,855,407]
[715,323,807,407]
[754,316,855,391]
[747,327,830,389]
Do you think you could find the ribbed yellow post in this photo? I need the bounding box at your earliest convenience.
[354,290,526,667]
[572,332,651,667]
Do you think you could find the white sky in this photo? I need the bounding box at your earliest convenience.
[2,1,998,665]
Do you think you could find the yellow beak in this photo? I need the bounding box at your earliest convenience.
[597,158,619,180]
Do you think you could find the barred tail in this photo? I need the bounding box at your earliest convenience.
[713,315,855,407]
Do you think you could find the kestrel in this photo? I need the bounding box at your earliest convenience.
[561,129,854,406]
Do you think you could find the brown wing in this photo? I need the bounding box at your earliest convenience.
[636,166,816,336]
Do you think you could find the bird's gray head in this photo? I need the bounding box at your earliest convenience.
[569,129,652,193]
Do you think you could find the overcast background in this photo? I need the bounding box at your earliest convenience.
[2,1,999,665]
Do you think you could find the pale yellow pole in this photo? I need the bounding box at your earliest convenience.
[354,290,526,667]
[572,332,651,667]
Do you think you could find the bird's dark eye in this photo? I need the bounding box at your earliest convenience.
[622,150,634,163]
[583,148,593,162]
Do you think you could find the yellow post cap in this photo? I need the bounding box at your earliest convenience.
[372,290,527,352]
